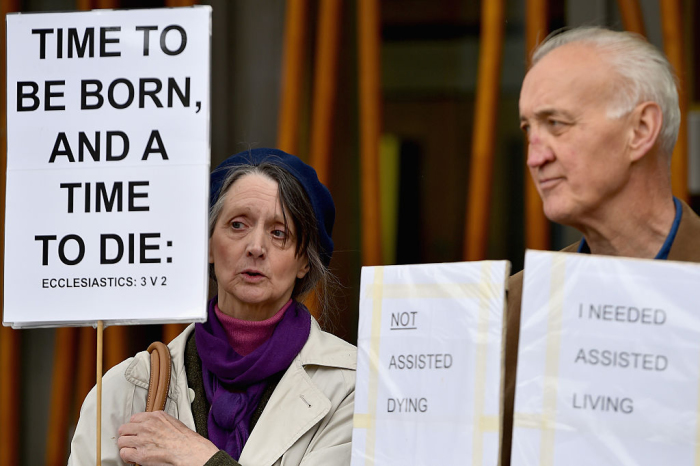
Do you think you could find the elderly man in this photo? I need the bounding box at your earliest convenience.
[502,27,700,465]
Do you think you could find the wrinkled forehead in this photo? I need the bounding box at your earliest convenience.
[225,172,282,207]
[520,43,618,114]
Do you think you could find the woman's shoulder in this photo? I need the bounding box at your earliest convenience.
[298,319,356,372]
[121,324,193,384]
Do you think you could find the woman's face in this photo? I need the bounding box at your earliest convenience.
[209,173,309,320]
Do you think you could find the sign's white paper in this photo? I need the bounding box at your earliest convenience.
[352,261,509,466]
[513,250,700,465]
[4,7,211,327]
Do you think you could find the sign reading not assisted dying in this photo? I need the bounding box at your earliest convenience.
[513,250,700,465]
[352,261,509,466]
[3,7,211,328]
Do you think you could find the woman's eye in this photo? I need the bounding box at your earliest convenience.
[231,221,244,229]
[271,229,287,239]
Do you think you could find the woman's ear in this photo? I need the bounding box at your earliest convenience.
[208,237,214,264]
[297,260,310,279]
[628,101,663,162]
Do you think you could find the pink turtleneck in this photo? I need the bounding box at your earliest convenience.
[214,299,293,356]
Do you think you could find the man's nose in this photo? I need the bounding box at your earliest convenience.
[526,130,554,168]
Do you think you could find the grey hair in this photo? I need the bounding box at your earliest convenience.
[209,162,336,318]
[532,26,680,157]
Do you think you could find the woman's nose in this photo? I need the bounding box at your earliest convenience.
[246,227,267,258]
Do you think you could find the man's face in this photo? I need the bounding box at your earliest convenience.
[519,43,634,227]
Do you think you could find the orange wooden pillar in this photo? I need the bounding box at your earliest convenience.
[617,0,646,36]
[166,0,197,5]
[523,0,550,251]
[74,327,96,413]
[309,0,342,186]
[0,327,20,466]
[163,323,188,343]
[103,325,128,372]
[463,0,505,261]
[358,0,383,266]
[78,0,120,8]
[526,0,549,52]
[278,0,309,155]
[46,328,78,466]
[298,0,343,320]
[660,0,689,202]
[0,1,21,465]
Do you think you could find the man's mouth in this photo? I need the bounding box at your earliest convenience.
[539,177,563,190]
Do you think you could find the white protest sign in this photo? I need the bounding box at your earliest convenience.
[3,7,211,328]
[352,261,509,466]
[512,250,700,465]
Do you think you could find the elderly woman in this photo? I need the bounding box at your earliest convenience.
[69,148,356,466]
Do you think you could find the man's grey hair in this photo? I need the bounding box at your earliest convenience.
[532,26,680,157]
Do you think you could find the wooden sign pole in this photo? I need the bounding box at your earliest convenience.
[96,321,104,466]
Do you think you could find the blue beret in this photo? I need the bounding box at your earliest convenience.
[210,148,335,267]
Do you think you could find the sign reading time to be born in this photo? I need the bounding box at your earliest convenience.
[513,250,700,465]
[352,261,509,466]
[3,7,211,328]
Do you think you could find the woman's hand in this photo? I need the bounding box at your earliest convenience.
[117,411,219,466]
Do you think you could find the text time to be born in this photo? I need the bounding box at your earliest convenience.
[4,7,211,327]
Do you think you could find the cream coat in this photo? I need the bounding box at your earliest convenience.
[68,319,357,466]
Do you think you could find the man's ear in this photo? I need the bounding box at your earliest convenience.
[628,101,663,162]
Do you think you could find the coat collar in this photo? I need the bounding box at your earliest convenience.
[297,318,356,370]
[560,199,700,261]
[124,317,355,392]
[668,199,700,262]
[124,324,193,405]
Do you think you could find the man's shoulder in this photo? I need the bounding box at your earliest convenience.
[507,242,579,300]
[669,201,700,263]
[507,270,523,300]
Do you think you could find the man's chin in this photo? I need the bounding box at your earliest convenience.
[542,201,576,226]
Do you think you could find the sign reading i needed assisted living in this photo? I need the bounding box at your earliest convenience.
[3,7,211,328]
[352,261,509,466]
[512,250,700,465]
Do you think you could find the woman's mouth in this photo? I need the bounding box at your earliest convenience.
[241,270,266,282]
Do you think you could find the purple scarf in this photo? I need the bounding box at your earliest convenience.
[195,298,311,460]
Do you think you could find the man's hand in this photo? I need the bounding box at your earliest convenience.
[118,411,219,466]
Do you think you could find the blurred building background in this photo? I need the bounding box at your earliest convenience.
[1,0,700,464]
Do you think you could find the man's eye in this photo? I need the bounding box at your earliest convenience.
[520,123,530,134]
[548,119,563,128]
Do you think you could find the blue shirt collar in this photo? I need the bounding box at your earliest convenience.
[576,197,682,260]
